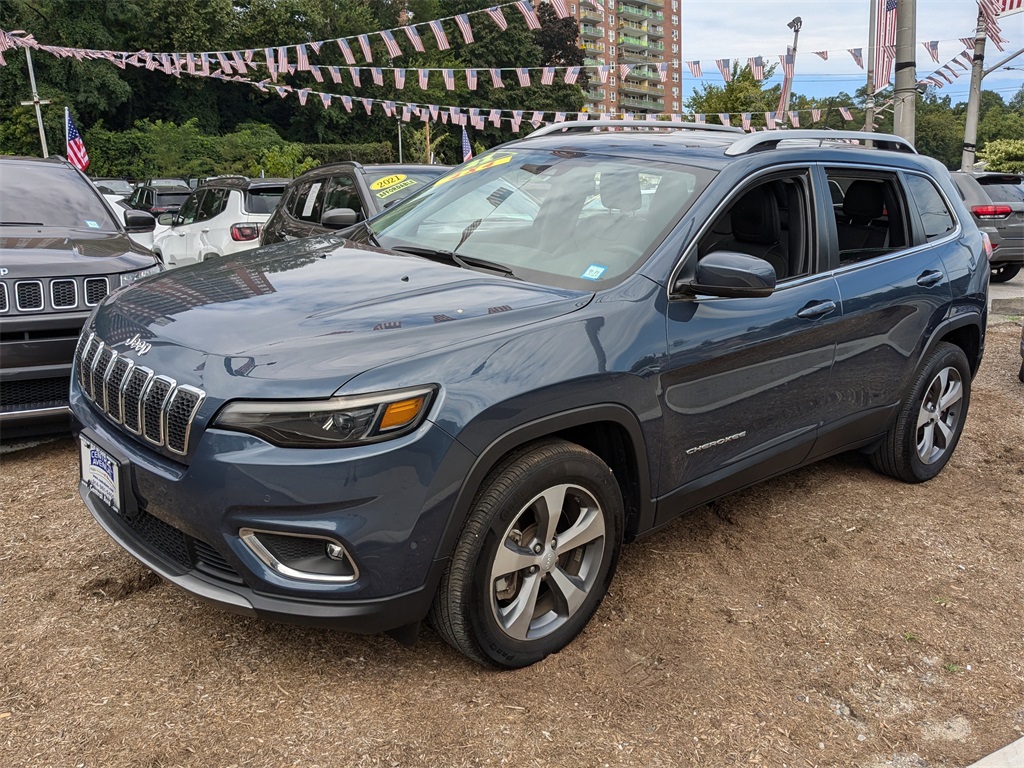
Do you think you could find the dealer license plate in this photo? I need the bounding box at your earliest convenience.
[80,437,121,513]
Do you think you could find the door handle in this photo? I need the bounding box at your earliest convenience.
[176,231,186,237]
[796,299,837,319]
[201,228,210,234]
[917,270,944,287]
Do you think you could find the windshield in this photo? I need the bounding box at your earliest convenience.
[369,149,713,289]
[366,169,448,209]
[95,179,133,196]
[0,163,118,230]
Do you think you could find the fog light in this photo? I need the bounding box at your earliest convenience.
[326,542,347,560]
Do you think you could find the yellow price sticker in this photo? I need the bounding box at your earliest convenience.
[370,174,407,191]
[436,153,514,185]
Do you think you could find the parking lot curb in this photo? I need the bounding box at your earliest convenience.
[965,736,1024,768]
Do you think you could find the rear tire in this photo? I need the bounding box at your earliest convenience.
[430,439,623,668]
[991,262,1021,283]
[871,342,971,483]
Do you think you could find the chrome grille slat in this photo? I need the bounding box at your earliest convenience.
[74,338,205,456]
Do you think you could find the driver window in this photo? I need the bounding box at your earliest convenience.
[322,176,361,220]
[176,191,201,226]
[696,174,812,282]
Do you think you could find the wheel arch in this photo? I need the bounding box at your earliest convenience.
[432,405,655,568]
[928,316,984,377]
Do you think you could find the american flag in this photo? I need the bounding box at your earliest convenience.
[349,68,361,87]
[694,113,705,124]
[597,65,611,83]
[380,30,402,59]
[466,69,478,89]
[848,48,864,69]
[320,93,332,109]
[813,51,829,61]
[371,67,383,85]
[418,69,429,89]
[490,68,504,87]
[264,48,277,81]
[658,62,669,82]
[489,109,502,126]
[564,66,580,85]
[715,59,731,81]
[839,106,853,121]
[310,66,324,82]
[741,113,751,131]
[516,1,541,30]
[1001,0,1023,12]
[428,20,450,50]
[337,39,356,65]
[765,111,777,130]
[811,108,822,122]
[718,113,731,126]
[462,126,473,162]
[748,56,764,80]
[788,111,800,127]
[619,63,632,78]
[329,66,342,83]
[550,0,570,17]
[296,44,309,70]
[516,67,531,86]
[951,56,970,71]
[542,67,555,85]
[404,26,425,53]
[395,68,406,88]
[65,109,89,170]
[309,41,322,54]
[357,34,373,62]
[443,69,455,90]
[455,14,474,44]
[216,52,232,74]
[779,53,794,79]
[687,61,702,78]
[297,89,309,106]
[873,0,898,93]
[922,40,940,63]
[486,7,509,31]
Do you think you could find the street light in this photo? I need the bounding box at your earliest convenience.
[778,17,802,126]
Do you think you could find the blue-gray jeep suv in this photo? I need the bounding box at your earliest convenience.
[71,124,989,668]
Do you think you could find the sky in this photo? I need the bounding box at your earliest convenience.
[680,0,1024,105]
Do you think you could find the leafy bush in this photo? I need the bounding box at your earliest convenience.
[978,139,1024,173]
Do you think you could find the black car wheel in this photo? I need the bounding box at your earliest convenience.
[871,342,971,483]
[991,262,1021,283]
[430,439,623,668]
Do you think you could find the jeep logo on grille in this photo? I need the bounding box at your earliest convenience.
[122,333,152,356]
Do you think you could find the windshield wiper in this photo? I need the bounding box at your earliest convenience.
[0,221,45,226]
[390,245,518,279]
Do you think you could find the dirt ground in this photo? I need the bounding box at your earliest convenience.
[1,322,1022,768]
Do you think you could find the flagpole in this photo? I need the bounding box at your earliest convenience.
[14,31,49,157]
[865,0,877,133]
[65,106,69,160]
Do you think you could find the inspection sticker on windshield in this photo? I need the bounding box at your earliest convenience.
[80,437,120,513]
[85,220,100,228]
[581,265,607,280]
[371,174,419,200]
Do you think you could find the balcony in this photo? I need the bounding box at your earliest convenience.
[580,24,604,40]
[580,8,605,23]
[619,95,664,112]
[585,88,606,101]
[646,25,665,39]
[619,79,664,96]
[618,47,665,65]
[582,41,606,54]
[632,0,664,8]
[630,66,662,81]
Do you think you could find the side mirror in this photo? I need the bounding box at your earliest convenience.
[124,210,157,234]
[157,213,175,226]
[675,251,776,299]
[321,207,359,229]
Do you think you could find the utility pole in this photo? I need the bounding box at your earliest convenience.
[13,30,50,157]
[892,0,916,142]
[779,17,802,126]
[865,0,876,133]
[960,10,986,170]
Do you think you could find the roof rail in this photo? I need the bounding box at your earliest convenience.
[723,130,917,156]
[528,119,745,138]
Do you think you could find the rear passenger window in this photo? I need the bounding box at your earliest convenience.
[287,180,325,222]
[825,171,909,265]
[904,174,955,242]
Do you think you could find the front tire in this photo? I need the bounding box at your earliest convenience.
[430,439,624,668]
[871,342,971,483]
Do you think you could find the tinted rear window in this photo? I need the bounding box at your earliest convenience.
[0,162,117,230]
[245,187,285,214]
[977,178,1024,202]
[155,192,192,205]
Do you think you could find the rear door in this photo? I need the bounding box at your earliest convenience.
[810,165,954,458]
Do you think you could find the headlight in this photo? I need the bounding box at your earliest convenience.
[119,265,162,287]
[212,385,437,448]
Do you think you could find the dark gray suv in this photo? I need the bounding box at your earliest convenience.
[0,156,160,437]
[71,125,988,668]
[950,171,1023,283]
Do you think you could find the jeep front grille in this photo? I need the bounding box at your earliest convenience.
[75,333,205,456]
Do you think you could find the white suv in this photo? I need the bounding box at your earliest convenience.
[152,178,286,268]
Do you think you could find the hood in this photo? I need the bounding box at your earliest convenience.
[91,237,591,398]
[0,228,156,278]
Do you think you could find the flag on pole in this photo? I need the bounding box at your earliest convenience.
[461,126,473,162]
[922,40,940,63]
[65,109,89,170]
[873,0,898,92]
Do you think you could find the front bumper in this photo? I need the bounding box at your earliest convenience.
[72,390,475,635]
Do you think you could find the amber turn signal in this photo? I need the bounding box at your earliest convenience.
[380,396,426,430]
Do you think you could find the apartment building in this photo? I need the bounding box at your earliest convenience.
[575,0,683,115]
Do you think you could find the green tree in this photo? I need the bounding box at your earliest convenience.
[978,138,1024,173]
